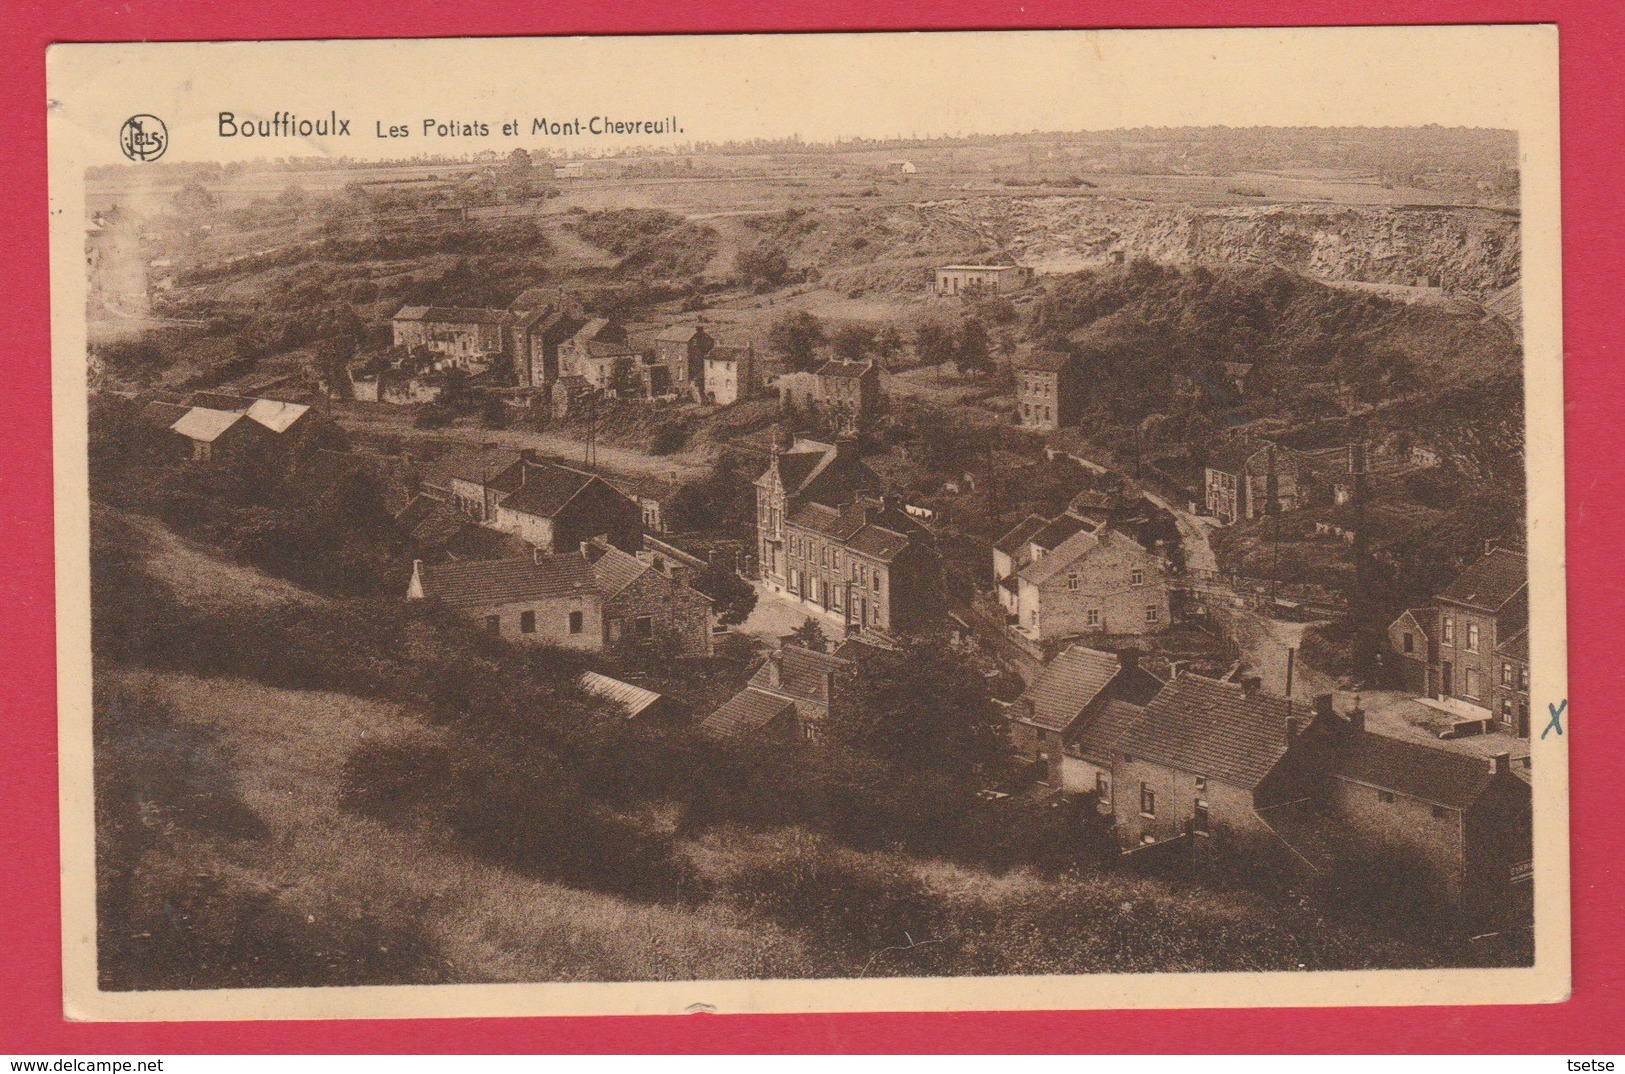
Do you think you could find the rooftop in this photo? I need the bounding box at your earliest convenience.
[1436,548,1528,612]
[697,687,796,741]
[1019,646,1122,733]
[413,553,594,608]
[1334,725,1521,810]
[1115,674,1298,790]
[579,671,663,719]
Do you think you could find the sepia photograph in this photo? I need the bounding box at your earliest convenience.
[46,28,1567,1020]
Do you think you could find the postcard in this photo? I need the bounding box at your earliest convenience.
[46,26,1567,1020]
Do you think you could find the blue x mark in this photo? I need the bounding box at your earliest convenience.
[1542,699,1567,739]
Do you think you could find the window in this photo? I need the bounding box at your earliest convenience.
[1519,666,1530,691]
[1403,631,1415,655]
[1442,616,1455,644]
[1195,776,1207,792]
[635,615,653,638]
[485,614,501,635]
[519,610,536,634]
[820,545,828,567]
[1086,609,1100,627]
[1130,568,1144,586]
[832,586,843,610]
[802,723,817,743]
[1501,698,1515,720]
[1378,790,1395,804]
[872,571,881,592]
[1096,773,1110,797]
[1145,605,1160,624]
[1432,805,1450,820]
[1029,609,1038,627]
[568,611,583,635]
[607,618,623,642]
[1140,783,1156,817]
[789,568,800,595]
[1502,661,1514,686]
[1067,572,1080,591]
[859,564,869,585]
[1463,667,1480,699]
[833,551,841,571]
[1466,623,1480,653]
[1192,799,1210,835]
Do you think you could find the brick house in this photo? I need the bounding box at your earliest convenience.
[408,538,711,656]
[813,359,881,432]
[1387,548,1529,727]
[755,435,939,640]
[650,323,714,393]
[698,643,856,744]
[996,506,1171,643]
[1204,440,1302,524]
[1493,628,1531,738]
[1013,351,1082,431]
[1008,645,1163,788]
[704,342,756,406]
[1386,606,1438,695]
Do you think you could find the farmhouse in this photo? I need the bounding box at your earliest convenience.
[557,318,638,391]
[1008,645,1163,788]
[703,342,756,406]
[933,264,1033,296]
[408,537,712,656]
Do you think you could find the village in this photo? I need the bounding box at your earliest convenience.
[84,129,1534,983]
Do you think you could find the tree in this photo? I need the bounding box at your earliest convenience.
[914,317,958,369]
[874,324,904,363]
[790,617,828,652]
[692,561,758,626]
[955,317,991,378]
[827,635,1006,779]
[830,323,875,363]
[767,310,826,372]
[737,244,791,291]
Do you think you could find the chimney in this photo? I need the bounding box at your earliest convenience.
[1346,696,1366,735]
[1285,715,1302,744]
[767,651,783,689]
[579,541,590,557]
[1491,751,1511,776]
[1313,693,1335,720]
[1240,675,1262,696]
[823,669,838,704]
[533,547,544,564]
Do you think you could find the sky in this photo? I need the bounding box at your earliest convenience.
[47,26,1556,166]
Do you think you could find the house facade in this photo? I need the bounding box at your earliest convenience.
[1005,519,1170,643]
[421,448,643,556]
[650,323,714,393]
[755,436,939,640]
[1007,645,1163,786]
[1014,351,1082,431]
[704,342,755,405]
[408,538,711,657]
[933,264,1033,296]
[391,305,509,365]
[813,359,881,431]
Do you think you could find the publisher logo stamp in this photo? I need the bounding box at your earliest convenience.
[119,115,168,162]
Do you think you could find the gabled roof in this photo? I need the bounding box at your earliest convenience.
[419,447,525,491]
[579,671,662,719]
[244,398,310,433]
[846,524,912,563]
[1390,606,1437,641]
[570,318,621,344]
[171,407,245,443]
[748,645,853,704]
[587,543,650,600]
[1031,512,1093,552]
[1018,525,1150,587]
[500,463,605,518]
[1334,730,1517,810]
[994,515,1049,557]
[1071,698,1148,766]
[414,553,594,608]
[141,400,192,429]
[697,687,795,740]
[709,342,753,362]
[787,501,859,541]
[815,359,874,379]
[1019,646,1122,732]
[1497,627,1529,661]
[1436,548,1528,612]
[1114,674,1297,790]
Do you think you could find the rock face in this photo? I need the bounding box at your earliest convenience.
[816,196,1520,300]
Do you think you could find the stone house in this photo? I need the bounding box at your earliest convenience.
[1110,674,1310,849]
[698,644,856,744]
[1204,440,1302,524]
[777,369,821,411]
[558,318,637,389]
[704,342,756,406]
[407,538,711,657]
[419,448,643,556]
[1007,645,1163,787]
[1005,518,1171,643]
[507,291,586,389]
[1014,351,1082,431]
[391,305,509,366]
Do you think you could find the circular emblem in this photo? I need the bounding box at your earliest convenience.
[119,115,168,162]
